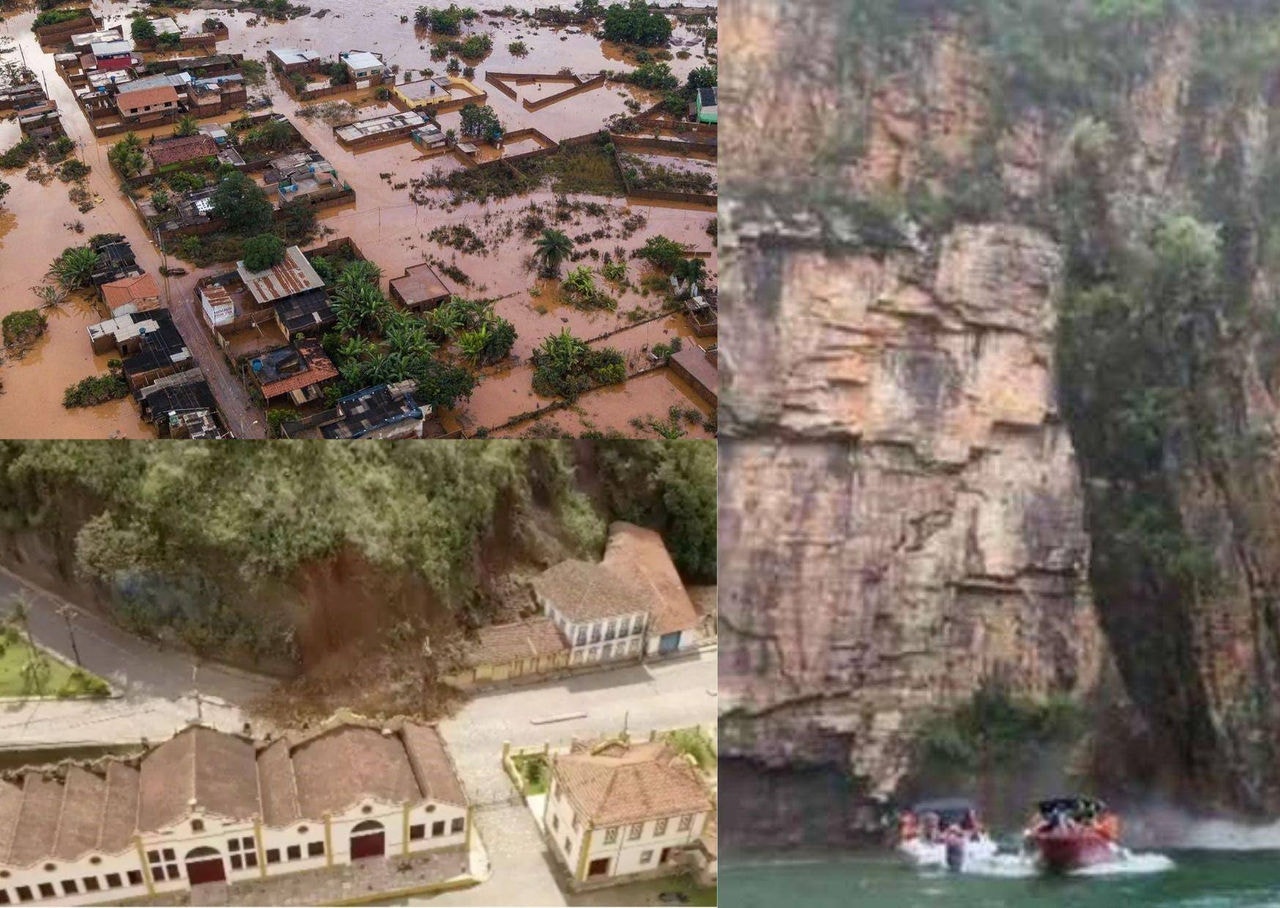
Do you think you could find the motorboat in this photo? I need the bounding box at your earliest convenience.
[897,798,998,871]
[1025,797,1122,873]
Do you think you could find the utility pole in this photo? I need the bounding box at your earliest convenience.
[55,604,82,667]
[192,659,203,724]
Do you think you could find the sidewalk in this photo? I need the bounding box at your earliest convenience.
[0,692,257,750]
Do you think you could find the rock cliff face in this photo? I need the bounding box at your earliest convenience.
[719,213,1103,824]
[721,0,1280,842]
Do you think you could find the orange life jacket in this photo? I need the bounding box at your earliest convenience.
[1096,813,1120,842]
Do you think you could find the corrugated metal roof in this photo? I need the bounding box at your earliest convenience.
[237,245,325,305]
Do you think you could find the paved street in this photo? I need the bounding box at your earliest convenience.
[0,559,717,907]
[0,564,278,748]
[412,652,718,906]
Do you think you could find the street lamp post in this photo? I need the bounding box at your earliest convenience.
[55,604,82,668]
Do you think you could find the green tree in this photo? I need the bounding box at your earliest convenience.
[602,0,672,46]
[211,172,273,235]
[130,16,156,41]
[686,65,716,89]
[674,257,706,285]
[533,228,574,277]
[173,114,199,137]
[459,103,505,144]
[241,233,286,272]
[49,246,99,290]
[408,357,477,410]
[637,234,684,271]
[0,180,9,205]
[107,133,146,178]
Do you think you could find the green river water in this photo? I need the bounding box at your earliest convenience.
[722,850,1280,907]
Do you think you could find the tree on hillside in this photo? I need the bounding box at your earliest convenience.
[211,172,274,235]
[533,229,574,278]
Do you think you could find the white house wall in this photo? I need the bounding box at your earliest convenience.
[645,627,699,657]
[0,846,148,908]
[584,812,708,878]
[139,813,261,895]
[542,779,584,876]
[0,800,468,907]
[257,822,329,878]
[542,777,707,882]
[540,599,648,666]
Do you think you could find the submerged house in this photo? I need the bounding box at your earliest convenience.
[145,133,218,172]
[235,245,334,338]
[318,381,426,440]
[339,50,386,85]
[694,86,716,124]
[250,338,339,406]
[115,84,180,124]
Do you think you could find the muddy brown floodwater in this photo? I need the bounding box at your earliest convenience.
[0,0,716,438]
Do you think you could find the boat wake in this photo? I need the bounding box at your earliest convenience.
[929,849,1175,878]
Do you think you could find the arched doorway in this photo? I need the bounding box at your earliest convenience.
[350,820,385,860]
[184,846,226,885]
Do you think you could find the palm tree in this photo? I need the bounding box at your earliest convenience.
[339,358,374,391]
[537,329,587,373]
[173,114,199,137]
[338,335,377,362]
[331,281,389,334]
[457,325,490,366]
[50,247,100,290]
[338,259,382,289]
[533,229,573,278]
[426,304,466,340]
[385,319,436,359]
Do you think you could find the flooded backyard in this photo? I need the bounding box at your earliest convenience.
[0,0,717,437]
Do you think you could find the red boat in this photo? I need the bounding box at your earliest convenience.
[1025,798,1121,872]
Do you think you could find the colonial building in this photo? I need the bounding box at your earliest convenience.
[530,521,701,667]
[532,557,650,665]
[542,737,712,888]
[0,715,470,906]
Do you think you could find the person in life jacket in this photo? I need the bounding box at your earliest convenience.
[900,811,920,842]
[1096,811,1120,842]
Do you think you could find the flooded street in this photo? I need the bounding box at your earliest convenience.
[0,0,716,437]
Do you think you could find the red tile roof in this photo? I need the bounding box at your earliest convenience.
[148,133,217,167]
[259,338,339,399]
[603,522,700,636]
[101,272,160,310]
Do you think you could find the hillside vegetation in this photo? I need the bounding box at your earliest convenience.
[0,441,716,672]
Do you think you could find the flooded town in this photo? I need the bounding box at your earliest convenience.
[0,0,717,438]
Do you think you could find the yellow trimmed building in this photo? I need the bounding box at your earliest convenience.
[542,737,712,889]
[443,618,569,688]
